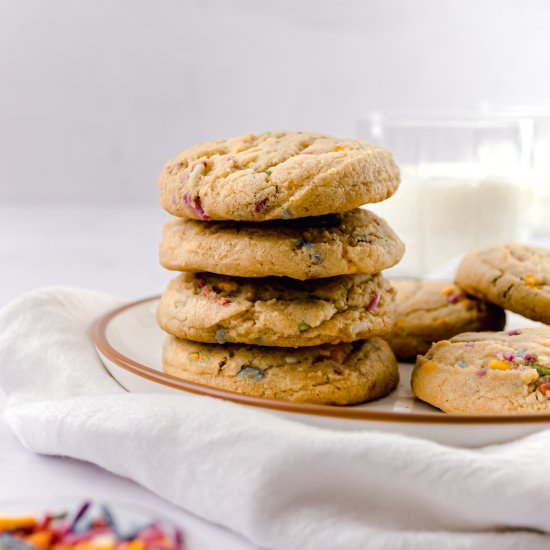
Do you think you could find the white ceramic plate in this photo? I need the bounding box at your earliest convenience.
[94,297,550,448]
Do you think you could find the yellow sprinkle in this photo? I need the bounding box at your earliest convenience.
[0,517,37,530]
[126,542,145,550]
[422,361,437,373]
[489,360,511,371]
[440,286,455,296]
[524,273,538,287]
[334,145,344,151]
[217,281,238,293]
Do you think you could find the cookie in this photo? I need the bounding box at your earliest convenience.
[157,272,396,347]
[386,279,506,359]
[455,243,550,324]
[159,208,405,280]
[412,327,550,413]
[162,336,399,405]
[159,131,400,221]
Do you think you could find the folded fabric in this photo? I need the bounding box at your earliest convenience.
[1,288,550,550]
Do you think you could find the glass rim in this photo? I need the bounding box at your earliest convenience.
[359,109,532,129]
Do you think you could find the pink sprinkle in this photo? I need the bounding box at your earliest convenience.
[194,200,210,220]
[477,368,487,377]
[171,195,177,206]
[181,170,189,185]
[255,198,268,213]
[502,352,515,362]
[465,342,475,348]
[197,277,207,288]
[299,150,314,155]
[367,293,381,311]
[507,329,521,336]
[447,291,463,304]
[225,156,234,161]
[524,352,536,362]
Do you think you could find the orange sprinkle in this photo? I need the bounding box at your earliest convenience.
[0,517,37,531]
[524,273,538,287]
[489,360,511,371]
[217,281,238,293]
[25,532,53,550]
[440,286,455,296]
[422,361,437,373]
[334,145,344,151]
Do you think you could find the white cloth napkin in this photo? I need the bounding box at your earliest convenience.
[1,288,550,550]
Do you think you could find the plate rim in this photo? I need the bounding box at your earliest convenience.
[93,296,550,426]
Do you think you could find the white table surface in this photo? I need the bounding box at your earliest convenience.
[0,200,257,550]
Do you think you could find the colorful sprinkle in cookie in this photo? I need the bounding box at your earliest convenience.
[386,279,506,359]
[455,242,550,324]
[411,327,550,413]
[162,336,399,405]
[159,208,405,280]
[157,272,396,347]
[159,131,400,221]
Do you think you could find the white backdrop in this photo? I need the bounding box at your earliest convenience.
[1,0,550,201]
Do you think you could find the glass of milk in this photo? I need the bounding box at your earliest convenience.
[356,112,533,277]
[478,103,550,237]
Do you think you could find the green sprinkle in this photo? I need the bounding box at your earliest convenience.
[491,273,503,284]
[255,336,265,345]
[174,300,187,308]
[299,322,311,332]
[534,364,550,377]
[264,169,272,176]
[215,328,226,345]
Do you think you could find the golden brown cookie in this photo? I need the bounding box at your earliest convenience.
[412,327,550,413]
[159,131,400,221]
[162,336,399,405]
[386,279,506,359]
[159,208,405,280]
[455,243,550,324]
[157,272,395,347]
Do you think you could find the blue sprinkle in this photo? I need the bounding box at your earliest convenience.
[311,252,322,263]
[456,359,466,368]
[215,328,226,344]
[296,238,313,248]
[516,348,525,358]
[238,366,264,381]
[0,535,37,550]
[283,209,292,219]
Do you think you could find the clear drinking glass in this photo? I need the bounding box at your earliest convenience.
[478,103,550,236]
[356,112,533,277]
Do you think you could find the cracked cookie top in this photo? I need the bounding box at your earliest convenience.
[157,271,396,347]
[455,242,550,324]
[386,279,505,359]
[159,208,405,280]
[159,131,400,221]
[412,327,550,413]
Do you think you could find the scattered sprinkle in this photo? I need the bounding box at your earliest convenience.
[174,300,187,309]
[367,293,381,311]
[334,145,344,151]
[0,502,185,550]
[507,329,521,336]
[215,328,226,344]
[477,368,487,377]
[197,277,207,288]
[299,322,311,332]
[524,352,536,363]
[447,291,464,304]
[238,366,264,381]
[189,351,209,363]
[217,280,238,293]
[255,336,265,345]
[181,170,189,185]
[489,360,510,371]
[535,364,550,377]
[422,361,437,373]
[516,348,526,358]
[282,209,292,219]
[502,352,515,362]
[296,238,314,248]
[255,198,268,213]
[456,359,466,368]
[264,169,272,176]
[465,342,475,348]
[440,286,455,297]
[311,252,322,264]
[539,383,550,395]
[524,273,538,287]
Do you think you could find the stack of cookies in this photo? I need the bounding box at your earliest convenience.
[156,131,405,405]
